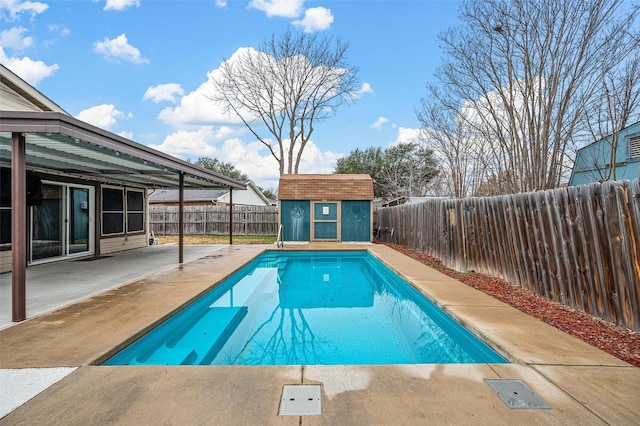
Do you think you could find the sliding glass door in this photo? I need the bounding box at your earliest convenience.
[30,182,93,263]
[69,187,90,254]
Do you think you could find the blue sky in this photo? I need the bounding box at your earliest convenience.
[1,0,460,189]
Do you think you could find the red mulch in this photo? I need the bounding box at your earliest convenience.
[376,241,640,368]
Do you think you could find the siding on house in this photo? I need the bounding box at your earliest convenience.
[570,121,640,186]
[100,234,148,255]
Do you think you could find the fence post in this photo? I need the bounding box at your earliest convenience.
[162,204,166,236]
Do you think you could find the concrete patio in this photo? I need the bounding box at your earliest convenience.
[1,243,638,424]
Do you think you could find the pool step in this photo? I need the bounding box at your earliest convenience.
[132,306,248,365]
[139,347,198,365]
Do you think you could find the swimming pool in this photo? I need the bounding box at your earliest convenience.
[104,251,507,366]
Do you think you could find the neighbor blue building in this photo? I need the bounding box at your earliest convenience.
[569,121,640,186]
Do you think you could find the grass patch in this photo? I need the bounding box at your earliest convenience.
[156,235,276,245]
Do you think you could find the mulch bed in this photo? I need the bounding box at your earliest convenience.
[377,241,640,368]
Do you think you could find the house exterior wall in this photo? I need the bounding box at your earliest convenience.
[1,84,46,111]
[2,67,150,273]
[0,168,149,272]
[1,64,65,113]
[570,122,640,186]
[218,186,270,206]
[100,233,148,254]
[0,250,10,273]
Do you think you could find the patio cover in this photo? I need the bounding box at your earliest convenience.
[0,111,245,190]
[0,110,247,322]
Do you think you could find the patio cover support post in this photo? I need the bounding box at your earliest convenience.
[229,185,233,245]
[11,132,27,322]
[179,172,184,264]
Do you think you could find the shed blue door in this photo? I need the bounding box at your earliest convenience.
[280,201,310,241]
[341,201,370,241]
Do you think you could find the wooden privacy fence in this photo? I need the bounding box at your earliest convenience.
[375,179,640,332]
[149,205,279,236]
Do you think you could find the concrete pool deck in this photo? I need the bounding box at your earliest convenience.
[0,243,638,424]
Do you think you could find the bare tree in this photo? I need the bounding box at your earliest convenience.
[417,88,491,198]
[212,30,360,175]
[377,143,439,200]
[418,0,639,195]
[582,53,640,181]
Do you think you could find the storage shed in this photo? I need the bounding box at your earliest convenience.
[278,174,374,242]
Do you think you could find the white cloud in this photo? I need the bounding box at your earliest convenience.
[154,46,347,187]
[223,138,342,188]
[0,46,58,85]
[161,46,358,129]
[248,0,303,18]
[104,0,140,11]
[389,127,421,147]
[350,82,373,100]
[47,24,70,37]
[75,104,123,130]
[219,138,280,186]
[292,7,333,32]
[149,126,343,189]
[118,130,133,139]
[296,140,343,174]
[0,27,32,50]
[148,127,220,159]
[0,0,48,20]
[371,116,389,130]
[156,76,241,126]
[215,0,227,7]
[143,83,184,104]
[157,49,260,127]
[93,33,149,64]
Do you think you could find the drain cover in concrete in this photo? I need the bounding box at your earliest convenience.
[278,384,322,416]
[485,380,552,410]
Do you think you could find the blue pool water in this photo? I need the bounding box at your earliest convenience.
[104,251,507,366]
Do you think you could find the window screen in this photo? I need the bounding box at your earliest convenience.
[0,168,10,244]
[102,187,124,235]
[126,190,144,232]
[103,187,124,211]
[0,209,10,244]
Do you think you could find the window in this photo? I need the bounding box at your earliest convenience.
[630,135,640,159]
[126,190,144,232]
[0,168,11,244]
[101,186,146,235]
[102,187,124,235]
